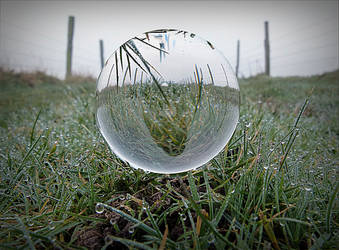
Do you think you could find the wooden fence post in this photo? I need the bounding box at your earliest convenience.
[66,16,75,79]
[235,40,240,78]
[264,21,270,76]
[99,39,104,69]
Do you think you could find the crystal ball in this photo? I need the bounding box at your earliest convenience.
[96,29,239,174]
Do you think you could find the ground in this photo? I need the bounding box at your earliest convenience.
[0,68,338,249]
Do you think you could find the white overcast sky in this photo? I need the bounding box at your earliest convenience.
[0,0,338,79]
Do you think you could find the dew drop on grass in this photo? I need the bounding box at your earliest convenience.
[48,221,56,230]
[27,219,34,227]
[128,227,135,234]
[95,203,105,214]
[110,218,115,225]
[105,236,113,245]
[142,200,149,211]
[96,29,239,174]
[181,213,187,221]
[208,235,215,244]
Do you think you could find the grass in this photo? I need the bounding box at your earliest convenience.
[0,68,338,249]
[98,83,238,159]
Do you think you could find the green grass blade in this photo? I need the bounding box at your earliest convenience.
[105,235,153,250]
[100,203,159,237]
[119,46,124,71]
[19,134,42,169]
[207,64,214,85]
[273,217,311,227]
[194,64,203,112]
[114,51,119,91]
[279,98,309,171]
[122,67,129,86]
[326,182,339,232]
[144,204,161,237]
[187,172,199,202]
[220,63,229,85]
[189,196,238,248]
[30,108,42,145]
[213,185,233,226]
[125,41,170,105]
[134,37,169,54]
[122,44,148,74]
[133,68,138,85]
[15,216,36,250]
[125,50,132,80]
[203,170,214,218]
[106,63,114,88]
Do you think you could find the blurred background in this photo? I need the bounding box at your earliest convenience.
[0,0,338,79]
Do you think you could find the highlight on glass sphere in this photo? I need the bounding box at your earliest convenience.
[96,29,239,174]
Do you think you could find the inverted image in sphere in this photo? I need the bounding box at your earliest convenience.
[96,29,239,174]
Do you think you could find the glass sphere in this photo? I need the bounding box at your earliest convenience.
[96,29,239,174]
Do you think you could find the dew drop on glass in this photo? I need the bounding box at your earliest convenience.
[96,29,240,174]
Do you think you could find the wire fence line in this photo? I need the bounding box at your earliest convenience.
[1,19,98,56]
[242,28,337,76]
[243,41,338,64]
[271,28,338,49]
[239,14,338,76]
[0,16,338,79]
[242,15,337,50]
[0,18,100,78]
[227,30,337,74]
[1,33,97,63]
[271,43,338,61]
[273,55,337,67]
[270,14,338,41]
[243,40,338,69]
[0,24,99,61]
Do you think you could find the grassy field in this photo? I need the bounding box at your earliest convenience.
[0,68,338,249]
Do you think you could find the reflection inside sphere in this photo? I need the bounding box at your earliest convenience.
[96,29,239,174]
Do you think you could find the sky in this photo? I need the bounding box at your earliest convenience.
[0,0,338,79]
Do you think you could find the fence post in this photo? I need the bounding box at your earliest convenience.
[66,16,75,79]
[99,39,104,69]
[235,40,240,78]
[264,21,270,76]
